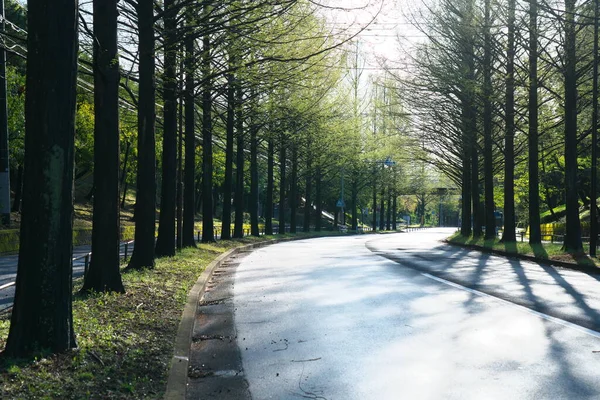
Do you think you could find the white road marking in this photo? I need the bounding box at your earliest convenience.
[421,272,600,339]
[0,281,15,290]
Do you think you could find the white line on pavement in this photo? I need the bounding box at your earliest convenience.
[421,272,600,339]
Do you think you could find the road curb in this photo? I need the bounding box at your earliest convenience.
[163,234,330,400]
[444,240,600,275]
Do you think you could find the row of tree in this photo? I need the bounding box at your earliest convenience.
[3,0,423,357]
[405,0,600,252]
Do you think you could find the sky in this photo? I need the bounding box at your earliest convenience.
[317,0,427,75]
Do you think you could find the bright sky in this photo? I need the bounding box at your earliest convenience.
[317,0,427,74]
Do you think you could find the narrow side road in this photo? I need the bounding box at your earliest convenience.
[229,229,600,399]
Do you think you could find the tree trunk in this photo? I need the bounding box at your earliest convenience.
[379,186,385,230]
[128,0,156,269]
[182,14,196,248]
[372,169,377,231]
[528,0,541,245]
[290,145,297,233]
[250,105,259,236]
[5,0,78,356]
[279,134,286,234]
[351,178,358,231]
[303,149,312,232]
[265,137,274,235]
[11,164,22,212]
[392,189,397,230]
[233,85,244,238]
[315,167,322,231]
[201,3,215,243]
[155,0,178,257]
[82,0,124,293]
[563,0,583,252]
[483,0,495,240]
[386,186,391,230]
[221,71,235,240]
[591,0,599,255]
[501,0,517,242]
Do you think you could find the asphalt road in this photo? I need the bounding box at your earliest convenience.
[232,228,600,399]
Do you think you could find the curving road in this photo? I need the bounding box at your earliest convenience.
[231,228,600,399]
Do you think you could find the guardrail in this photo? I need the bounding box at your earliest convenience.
[0,240,136,297]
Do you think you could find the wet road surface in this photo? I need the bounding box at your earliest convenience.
[232,228,600,399]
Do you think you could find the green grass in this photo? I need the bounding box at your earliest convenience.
[447,232,599,267]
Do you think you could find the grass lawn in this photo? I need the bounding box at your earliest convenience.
[447,232,600,268]
[0,232,340,399]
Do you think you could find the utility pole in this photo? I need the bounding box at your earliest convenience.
[0,0,10,226]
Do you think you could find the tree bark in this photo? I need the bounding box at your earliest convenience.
[563,0,583,251]
[233,85,244,238]
[265,137,274,235]
[128,0,156,269]
[82,0,125,293]
[528,0,541,245]
[6,0,78,355]
[250,105,259,236]
[502,0,517,242]
[201,2,215,243]
[315,167,322,231]
[290,145,297,233]
[379,186,385,230]
[279,134,286,234]
[303,149,312,232]
[182,14,196,248]
[483,0,495,240]
[155,0,178,257]
[221,71,235,240]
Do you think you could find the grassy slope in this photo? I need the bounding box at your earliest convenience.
[448,232,599,267]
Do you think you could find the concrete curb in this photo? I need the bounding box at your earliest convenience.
[164,234,328,400]
[444,240,600,275]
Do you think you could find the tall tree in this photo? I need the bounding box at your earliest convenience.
[483,0,496,239]
[155,0,178,257]
[562,0,583,251]
[182,7,197,248]
[528,0,541,245]
[201,1,215,243]
[221,69,235,240]
[5,0,78,355]
[233,85,245,238]
[128,0,157,268]
[502,0,517,242]
[279,133,286,234]
[82,0,125,293]
[265,136,274,234]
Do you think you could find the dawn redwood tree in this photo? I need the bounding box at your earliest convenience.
[201,1,215,243]
[128,0,157,268]
[82,0,125,293]
[155,0,179,257]
[265,136,274,234]
[182,7,197,248]
[290,144,298,233]
[221,65,236,240]
[233,85,245,238]
[562,0,583,251]
[279,133,286,234]
[482,0,495,239]
[249,101,260,236]
[528,0,541,245]
[502,0,517,242]
[5,0,78,355]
